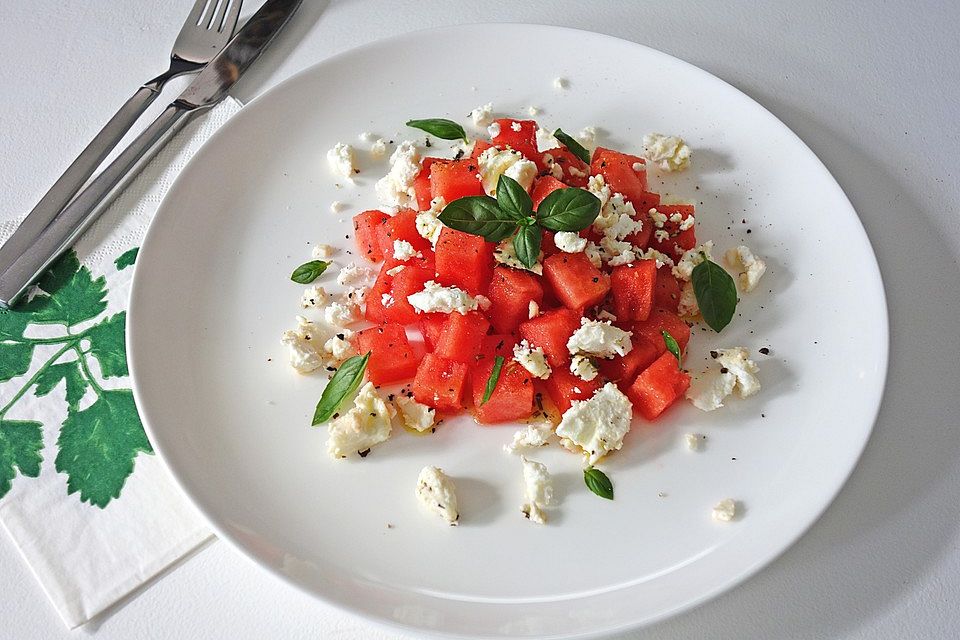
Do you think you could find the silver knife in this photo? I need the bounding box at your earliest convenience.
[0,0,302,309]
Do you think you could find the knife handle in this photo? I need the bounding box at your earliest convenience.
[0,102,197,308]
[0,85,162,277]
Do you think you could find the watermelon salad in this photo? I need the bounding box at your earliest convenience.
[283,107,768,525]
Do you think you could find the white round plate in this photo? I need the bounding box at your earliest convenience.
[128,24,888,639]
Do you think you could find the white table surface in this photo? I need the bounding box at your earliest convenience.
[2,1,959,638]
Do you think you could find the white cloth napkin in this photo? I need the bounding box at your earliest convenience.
[0,98,241,628]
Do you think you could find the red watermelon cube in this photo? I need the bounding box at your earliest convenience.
[626,352,691,420]
[486,266,544,334]
[354,324,418,385]
[412,353,469,413]
[518,308,581,368]
[543,252,611,311]
[433,311,490,362]
[471,359,536,424]
[435,226,494,296]
[610,260,657,322]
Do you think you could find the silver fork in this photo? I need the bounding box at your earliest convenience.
[0,0,242,277]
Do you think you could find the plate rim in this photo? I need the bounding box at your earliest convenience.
[127,22,890,639]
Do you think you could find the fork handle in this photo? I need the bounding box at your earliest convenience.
[0,84,162,278]
[0,102,198,308]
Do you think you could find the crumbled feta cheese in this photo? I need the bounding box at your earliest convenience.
[407,280,478,315]
[381,293,394,308]
[536,127,561,152]
[370,138,387,158]
[326,142,356,179]
[673,241,714,281]
[643,133,691,172]
[487,122,501,138]
[649,208,668,228]
[542,152,564,180]
[510,121,522,132]
[597,309,617,322]
[637,247,675,268]
[503,422,555,455]
[476,294,492,312]
[679,215,695,231]
[632,161,645,172]
[520,456,553,524]
[415,466,459,525]
[586,174,611,208]
[415,197,445,248]
[712,498,738,522]
[594,193,641,241]
[513,340,551,379]
[395,396,436,432]
[655,229,670,243]
[584,241,603,267]
[300,286,328,309]
[494,238,542,274]
[527,105,540,116]
[568,318,632,359]
[478,147,535,195]
[330,201,345,214]
[312,244,334,260]
[556,383,633,464]
[724,245,767,293]
[528,300,540,319]
[324,301,359,327]
[687,348,760,411]
[375,140,421,209]
[337,262,374,288]
[554,231,587,253]
[570,354,598,381]
[280,317,330,374]
[386,265,406,277]
[577,126,597,149]
[469,102,494,127]
[553,77,567,90]
[359,131,373,142]
[392,239,420,261]
[599,236,637,266]
[669,212,683,223]
[677,281,699,317]
[323,333,355,361]
[327,382,394,458]
[685,433,703,450]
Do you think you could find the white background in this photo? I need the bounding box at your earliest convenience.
[1,1,958,638]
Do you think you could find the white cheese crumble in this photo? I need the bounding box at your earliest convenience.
[415,197,445,248]
[536,127,561,152]
[494,238,542,274]
[370,138,387,158]
[553,77,568,90]
[716,348,762,397]
[528,300,540,319]
[520,456,553,524]
[503,422,555,455]
[375,140,421,209]
[324,334,355,361]
[487,122,501,138]
[312,244,334,260]
[584,241,603,268]
[642,133,691,172]
[638,247,675,268]
[684,433,704,450]
[358,131,373,142]
[679,215,695,231]
[300,286,328,309]
[554,231,587,253]
[677,281,700,318]
[724,245,767,293]
[324,301,359,327]
[392,239,420,261]
[416,466,459,525]
[527,105,540,116]
[687,348,761,411]
[337,262,374,289]
[567,318,633,359]
[510,121,522,132]
[687,368,737,412]
[326,142,356,179]
[513,340,552,379]
[385,265,406,277]
[556,383,633,464]
[712,498,738,522]
[330,201,345,214]
[407,280,479,315]
[469,102,494,128]
[577,126,598,149]
[586,174,611,208]
[570,354,599,381]
[672,241,714,281]
[632,161,645,172]
[280,317,329,374]
[475,294,492,312]
[395,396,436,432]
[327,382,394,458]
[478,147,536,195]
[381,293,394,308]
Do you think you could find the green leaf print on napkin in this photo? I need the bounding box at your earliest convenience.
[0,248,150,507]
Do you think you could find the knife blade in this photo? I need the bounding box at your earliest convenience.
[0,0,302,308]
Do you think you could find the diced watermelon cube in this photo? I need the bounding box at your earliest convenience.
[430,158,485,202]
[543,366,603,413]
[412,353,469,413]
[632,308,691,355]
[383,266,434,325]
[540,230,560,257]
[540,146,590,187]
[486,266,544,334]
[530,175,567,209]
[626,352,691,420]
[610,260,657,322]
[543,252,611,311]
[480,334,517,359]
[597,336,660,383]
[471,139,494,159]
[353,210,390,262]
[518,308,581,368]
[433,311,490,362]
[435,226,494,296]
[418,314,446,351]
[471,359,536,424]
[354,324,418,385]
[491,118,539,159]
[654,267,681,312]
[377,208,434,257]
[590,147,649,207]
[363,265,394,324]
[413,158,447,211]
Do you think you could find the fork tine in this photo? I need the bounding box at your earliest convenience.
[185,0,213,28]
[219,0,242,34]
[205,0,224,29]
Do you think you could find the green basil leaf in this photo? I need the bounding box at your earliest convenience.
[583,467,613,500]
[662,330,682,367]
[691,258,738,332]
[405,118,467,142]
[496,174,533,220]
[536,188,601,232]
[513,224,542,269]
[553,128,591,164]
[439,196,518,242]
[481,355,505,405]
[311,352,370,425]
[291,260,330,284]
